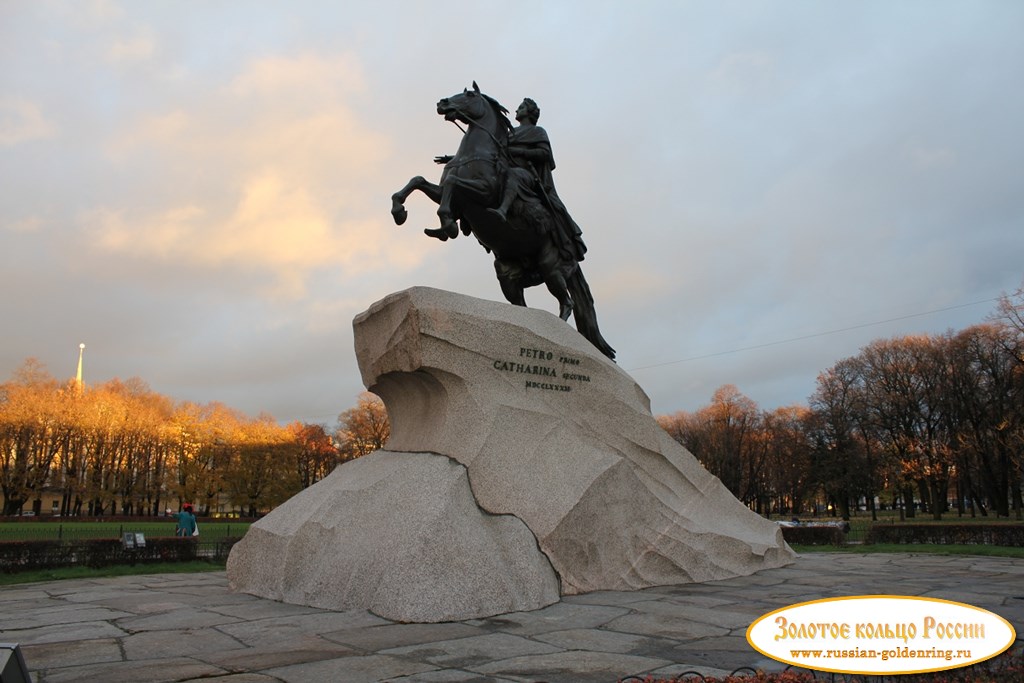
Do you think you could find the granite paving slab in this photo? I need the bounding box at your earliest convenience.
[472,602,631,636]
[531,627,680,656]
[473,650,673,682]
[0,619,128,646]
[0,606,134,630]
[121,627,249,660]
[0,553,1020,683]
[206,600,326,621]
[115,605,245,631]
[215,609,390,647]
[40,657,228,683]
[389,671,525,682]
[601,611,732,640]
[180,675,281,683]
[19,638,122,670]
[194,635,359,672]
[325,622,488,651]
[381,632,562,668]
[263,653,438,683]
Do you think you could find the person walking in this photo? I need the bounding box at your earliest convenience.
[167,503,198,537]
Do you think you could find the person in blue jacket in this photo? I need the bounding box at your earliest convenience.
[168,503,197,537]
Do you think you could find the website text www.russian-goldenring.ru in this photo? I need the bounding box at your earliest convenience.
[789,647,971,663]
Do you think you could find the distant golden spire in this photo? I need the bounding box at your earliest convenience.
[75,343,85,392]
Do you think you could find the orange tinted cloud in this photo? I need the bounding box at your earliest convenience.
[93,52,424,297]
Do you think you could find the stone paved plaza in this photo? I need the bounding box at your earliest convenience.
[2,553,1022,683]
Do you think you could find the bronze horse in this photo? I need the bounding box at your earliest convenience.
[390,84,615,360]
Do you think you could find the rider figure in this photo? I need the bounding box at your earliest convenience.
[490,98,586,264]
[490,98,544,222]
[427,97,586,264]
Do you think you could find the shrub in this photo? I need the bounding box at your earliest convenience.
[779,525,846,546]
[0,537,205,573]
[865,524,1024,547]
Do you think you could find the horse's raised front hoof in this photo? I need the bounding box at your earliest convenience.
[431,220,458,239]
[424,227,450,241]
[391,201,408,226]
[559,302,573,321]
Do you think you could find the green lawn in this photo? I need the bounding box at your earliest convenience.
[792,543,1024,559]
[849,508,1021,524]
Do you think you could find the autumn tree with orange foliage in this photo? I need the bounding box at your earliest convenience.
[335,392,390,461]
[0,359,360,517]
[761,405,814,516]
[659,385,770,510]
[4,287,1018,520]
[288,422,341,488]
[659,295,1023,521]
[0,359,71,516]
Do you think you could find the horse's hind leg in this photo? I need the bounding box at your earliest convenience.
[545,273,574,321]
[391,176,442,226]
[494,261,527,307]
[501,279,527,307]
[536,244,574,321]
[427,180,459,240]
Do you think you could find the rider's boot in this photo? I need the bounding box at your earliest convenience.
[487,186,515,222]
[487,206,509,222]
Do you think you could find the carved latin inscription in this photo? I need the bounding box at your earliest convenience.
[490,346,593,393]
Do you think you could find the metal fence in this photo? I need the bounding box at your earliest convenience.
[0,522,248,542]
[779,518,1024,547]
[0,536,245,573]
[0,521,249,571]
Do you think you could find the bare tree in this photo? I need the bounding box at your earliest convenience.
[761,405,814,517]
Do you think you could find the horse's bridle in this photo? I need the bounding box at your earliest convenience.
[444,96,512,163]
[442,153,501,171]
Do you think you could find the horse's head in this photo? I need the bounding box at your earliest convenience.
[437,82,511,134]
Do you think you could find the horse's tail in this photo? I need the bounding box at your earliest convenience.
[568,267,616,361]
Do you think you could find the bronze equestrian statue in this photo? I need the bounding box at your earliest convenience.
[391,83,615,360]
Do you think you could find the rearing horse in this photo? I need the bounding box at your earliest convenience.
[391,83,615,360]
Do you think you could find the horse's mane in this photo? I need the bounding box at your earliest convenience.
[481,93,514,137]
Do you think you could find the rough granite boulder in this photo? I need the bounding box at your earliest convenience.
[226,449,559,622]
[228,287,793,622]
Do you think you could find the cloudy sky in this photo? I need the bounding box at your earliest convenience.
[2,1,1022,425]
